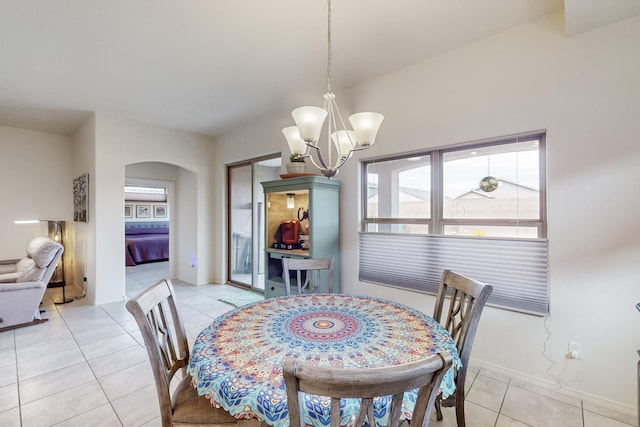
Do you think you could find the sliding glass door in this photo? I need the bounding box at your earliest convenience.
[228,155,281,291]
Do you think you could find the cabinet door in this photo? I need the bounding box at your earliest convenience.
[265,252,310,298]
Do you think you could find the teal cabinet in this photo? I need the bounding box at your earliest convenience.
[262,176,340,298]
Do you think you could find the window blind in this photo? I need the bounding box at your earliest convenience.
[359,233,549,315]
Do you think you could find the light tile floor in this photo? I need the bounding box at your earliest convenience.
[0,261,636,427]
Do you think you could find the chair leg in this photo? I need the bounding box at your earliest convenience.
[435,398,443,421]
[455,391,465,427]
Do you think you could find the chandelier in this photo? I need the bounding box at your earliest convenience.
[282,0,383,178]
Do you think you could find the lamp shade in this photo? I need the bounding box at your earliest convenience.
[349,112,384,147]
[282,126,307,155]
[292,106,327,142]
[14,219,40,224]
[331,130,356,158]
[286,193,295,209]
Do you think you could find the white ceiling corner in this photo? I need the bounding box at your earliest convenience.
[564,0,640,36]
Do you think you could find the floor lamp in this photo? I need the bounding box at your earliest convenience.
[14,219,73,304]
[46,220,73,304]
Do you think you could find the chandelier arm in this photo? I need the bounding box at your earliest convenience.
[347,145,370,154]
[334,151,353,170]
[325,96,336,168]
[331,98,346,162]
[305,143,330,170]
[329,97,355,168]
[330,99,351,139]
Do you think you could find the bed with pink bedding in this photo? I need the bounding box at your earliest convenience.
[125,222,169,266]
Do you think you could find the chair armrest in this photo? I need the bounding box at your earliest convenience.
[0,272,21,283]
[0,261,19,275]
[0,280,46,292]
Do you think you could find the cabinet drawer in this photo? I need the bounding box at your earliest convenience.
[267,250,310,260]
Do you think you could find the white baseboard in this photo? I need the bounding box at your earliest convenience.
[470,358,637,420]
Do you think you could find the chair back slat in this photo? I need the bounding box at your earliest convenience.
[126,279,190,426]
[282,257,334,295]
[432,269,493,427]
[284,352,453,427]
[433,270,492,365]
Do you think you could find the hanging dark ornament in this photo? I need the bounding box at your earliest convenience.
[479,176,499,192]
[298,206,309,221]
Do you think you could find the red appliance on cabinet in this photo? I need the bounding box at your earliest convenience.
[280,220,299,245]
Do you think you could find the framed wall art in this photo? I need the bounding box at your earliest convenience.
[136,205,151,218]
[124,204,133,218]
[73,173,89,222]
[153,205,167,218]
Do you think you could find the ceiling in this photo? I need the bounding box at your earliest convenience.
[0,0,638,137]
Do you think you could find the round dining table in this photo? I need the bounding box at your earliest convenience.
[188,293,461,427]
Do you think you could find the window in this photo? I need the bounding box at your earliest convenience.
[364,135,545,238]
[360,132,549,315]
[124,186,167,202]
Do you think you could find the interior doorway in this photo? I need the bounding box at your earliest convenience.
[228,154,281,291]
[124,162,178,287]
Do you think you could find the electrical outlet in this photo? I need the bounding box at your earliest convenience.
[568,341,582,360]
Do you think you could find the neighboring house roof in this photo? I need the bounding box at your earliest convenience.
[455,178,539,200]
[368,178,537,201]
[397,187,431,201]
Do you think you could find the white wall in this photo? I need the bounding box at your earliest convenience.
[90,114,213,304]
[176,167,199,284]
[213,13,640,413]
[70,115,96,298]
[126,162,179,183]
[0,125,75,279]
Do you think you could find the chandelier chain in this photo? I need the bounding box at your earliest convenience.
[326,0,332,93]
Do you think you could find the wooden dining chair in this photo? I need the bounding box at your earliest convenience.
[282,257,334,295]
[284,352,453,427]
[432,269,493,427]
[126,279,263,427]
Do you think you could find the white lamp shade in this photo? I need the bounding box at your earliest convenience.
[292,106,327,142]
[282,126,307,155]
[286,194,295,209]
[331,130,356,158]
[349,112,384,146]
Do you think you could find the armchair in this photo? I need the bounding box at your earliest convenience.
[0,236,64,332]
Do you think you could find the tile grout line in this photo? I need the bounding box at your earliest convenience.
[96,301,159,425]
[54,301,126,426]
[12,330,23,427]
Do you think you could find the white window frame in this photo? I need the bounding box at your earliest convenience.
[362,131,546,237]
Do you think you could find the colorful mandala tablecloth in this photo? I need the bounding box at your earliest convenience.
[188,294,460,427]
